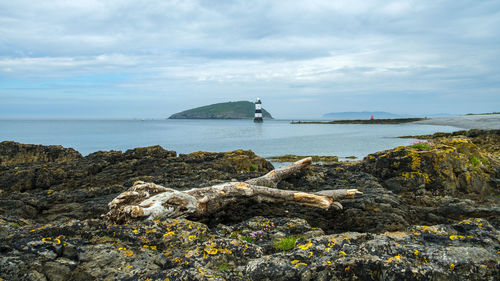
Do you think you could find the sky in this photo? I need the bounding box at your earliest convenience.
[0,0,499,119]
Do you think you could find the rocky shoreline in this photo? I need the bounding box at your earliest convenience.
[0,130,499,280]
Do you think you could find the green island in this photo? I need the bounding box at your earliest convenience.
[168,101,273,119]
[291,117,427,124]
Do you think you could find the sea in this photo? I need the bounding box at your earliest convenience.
[0,119,460,161]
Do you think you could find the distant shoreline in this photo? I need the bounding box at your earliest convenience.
[412,114,500,130]
[291,118,427,125]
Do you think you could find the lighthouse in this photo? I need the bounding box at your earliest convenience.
[253,98,263,123]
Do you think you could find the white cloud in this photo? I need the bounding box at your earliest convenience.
[0,0,499,117]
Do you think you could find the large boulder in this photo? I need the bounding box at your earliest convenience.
[362,138,497,198]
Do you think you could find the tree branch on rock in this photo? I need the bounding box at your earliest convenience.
[105,157,362,223]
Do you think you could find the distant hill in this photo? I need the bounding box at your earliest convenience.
[322,111,412,120]
[169,101,273,119]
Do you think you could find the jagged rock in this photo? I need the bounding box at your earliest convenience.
[0,141,82,165]
[0,130,499,280]
[362,138,497,198]
[0,144,273,223]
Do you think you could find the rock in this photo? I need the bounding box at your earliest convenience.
[362,138,497,199]
[44,261,72,281]
[244,218,499,281]
[0,145,273,223]
[0,131,498,280]
[0,141,82,165]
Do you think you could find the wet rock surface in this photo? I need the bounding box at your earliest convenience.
[0,130,499,280]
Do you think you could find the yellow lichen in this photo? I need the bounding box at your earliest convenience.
[41,237,51,243]
[298,241,313,250]
[205,248,218,255]
[386,255,401,263]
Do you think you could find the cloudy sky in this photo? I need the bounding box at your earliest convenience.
[1,0,499,119]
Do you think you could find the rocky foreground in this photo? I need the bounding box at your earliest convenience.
[0,130,499,280]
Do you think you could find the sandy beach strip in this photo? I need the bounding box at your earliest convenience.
[413,114,500,130]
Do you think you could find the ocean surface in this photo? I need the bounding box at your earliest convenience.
[0,119,460,160]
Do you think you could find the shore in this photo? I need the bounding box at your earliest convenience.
[0,130,499,280]
[291,117,426,124]
[412,114,500,129]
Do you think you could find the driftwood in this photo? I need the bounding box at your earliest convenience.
[105,157,361,223]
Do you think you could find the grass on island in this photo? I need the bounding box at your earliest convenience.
[169,101,273,119]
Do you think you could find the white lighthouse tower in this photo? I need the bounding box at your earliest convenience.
[253,98,263,123]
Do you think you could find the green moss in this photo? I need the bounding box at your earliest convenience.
[217,263,230,271]
[249,164,257,171]
[469,156,482,168]
[410,143,431,150]
[273,236,302,252]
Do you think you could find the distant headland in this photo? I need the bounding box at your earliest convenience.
[292,118,428,125]
[168,101,273,119]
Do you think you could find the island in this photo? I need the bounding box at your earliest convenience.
[169,101,273,119]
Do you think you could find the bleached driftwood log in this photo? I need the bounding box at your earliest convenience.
[105,157,361,223]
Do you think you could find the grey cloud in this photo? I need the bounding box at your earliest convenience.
[0,0,499,118]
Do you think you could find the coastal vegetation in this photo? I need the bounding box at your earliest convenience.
[168,101,273,119]
[409,140,433,150]
[273,236,302,252]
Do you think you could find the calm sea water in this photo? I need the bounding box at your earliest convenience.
[0,119,459,160]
